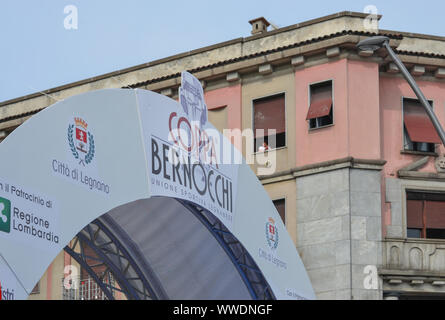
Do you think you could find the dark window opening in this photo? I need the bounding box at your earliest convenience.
[426,229,445,240]
[273,199,286,224]
[30,282,40,294]
[403,98,438,152]
[406,191,445,240]
[307,81,333,129]
[253,93,286,152]
[407,228,422,238]
[309,107,333,129]
[404,133,435,153]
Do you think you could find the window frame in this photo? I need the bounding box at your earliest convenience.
[405,189,445,240]
[307,79,335,131]
[402,96,437,153]
[251,91,287,153]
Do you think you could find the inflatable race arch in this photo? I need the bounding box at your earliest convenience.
[0,73,315,300]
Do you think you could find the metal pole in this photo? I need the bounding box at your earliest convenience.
[383,41,445,146]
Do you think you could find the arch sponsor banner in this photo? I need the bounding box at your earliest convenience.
[137,85,238,230]
[0,72,315,300]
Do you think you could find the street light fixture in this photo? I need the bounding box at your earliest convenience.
[357,36,445,146]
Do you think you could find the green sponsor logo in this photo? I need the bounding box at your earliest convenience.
[0,197,11,233]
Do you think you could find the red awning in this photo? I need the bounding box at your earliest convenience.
[306,98,333,120]
[404,101,441,144]
[306,83,333,120]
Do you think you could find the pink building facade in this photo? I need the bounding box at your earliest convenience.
[4,12,445,300]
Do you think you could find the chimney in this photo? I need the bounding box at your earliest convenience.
[249,17,270,35]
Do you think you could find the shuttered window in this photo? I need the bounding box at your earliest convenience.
[407,200,423,229]
[403,98,438,152]
[307,81,333,129]
[425,201,445,229]
[406,192,445,239]
[253,93,286,151]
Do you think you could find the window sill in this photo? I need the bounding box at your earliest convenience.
[400,150,438,157]
[385,237,445,245]
[253,146,287,155]
[405,237,445,244]
[308,124,334,132]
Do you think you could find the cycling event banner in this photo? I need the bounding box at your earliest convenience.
[0,72,315,300]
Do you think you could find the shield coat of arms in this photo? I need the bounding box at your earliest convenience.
[68,117,95,166]
[266,217,279,250]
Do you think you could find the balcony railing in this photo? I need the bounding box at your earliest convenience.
[61,276,116,300]
[383,238,445,274]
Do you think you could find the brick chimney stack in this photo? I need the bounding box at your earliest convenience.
[249,17,270,35]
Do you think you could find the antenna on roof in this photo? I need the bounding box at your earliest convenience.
[111,76,133,90]
[28,86,61,102]
[269,21,279,30]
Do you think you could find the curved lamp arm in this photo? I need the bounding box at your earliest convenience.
[357,36,445,146]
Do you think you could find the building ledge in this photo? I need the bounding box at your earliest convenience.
[400,150,438,157]
[259,157,386,183]
[380,269,445,279]
[384,237,445,245]
[398,170,445,181]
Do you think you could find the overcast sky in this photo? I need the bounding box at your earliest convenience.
[0,0,443,102]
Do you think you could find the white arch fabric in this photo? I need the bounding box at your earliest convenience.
[0,88,315,300]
